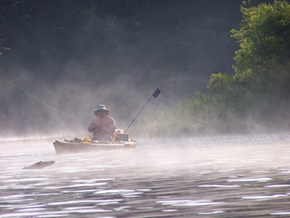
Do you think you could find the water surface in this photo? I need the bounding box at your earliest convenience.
[0,134,290,217]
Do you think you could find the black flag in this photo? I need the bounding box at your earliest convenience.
[152,88,161,98]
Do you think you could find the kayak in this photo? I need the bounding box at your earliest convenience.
[53,134,136,155]
[53,140,136,154]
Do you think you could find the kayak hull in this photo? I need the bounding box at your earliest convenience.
[53,140,136,155]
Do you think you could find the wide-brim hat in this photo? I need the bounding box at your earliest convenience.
[95,104,110,113]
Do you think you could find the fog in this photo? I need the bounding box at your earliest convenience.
[0,1,289,140]
[0,47,288,139]
[0,19,208,139]
[0,60,196,138]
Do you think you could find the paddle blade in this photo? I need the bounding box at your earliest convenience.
[152,88,161,98]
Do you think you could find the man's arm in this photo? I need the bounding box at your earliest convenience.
[88,119,98,133]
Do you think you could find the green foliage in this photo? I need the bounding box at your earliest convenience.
[231,0,290,94]
[203,0,290,134]
[209,0,290,97]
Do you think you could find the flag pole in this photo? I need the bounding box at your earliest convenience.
[124,88,161,134]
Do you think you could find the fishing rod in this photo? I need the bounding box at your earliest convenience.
[124,88,161,134]
[0,76,90,123]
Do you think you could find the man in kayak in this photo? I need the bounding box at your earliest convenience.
[88,105,116,141]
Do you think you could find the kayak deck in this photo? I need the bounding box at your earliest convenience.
[53,140,136,154]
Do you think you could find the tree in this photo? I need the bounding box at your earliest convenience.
[209,0,290,99]
[231,0,290,96]
[206,0,290,132]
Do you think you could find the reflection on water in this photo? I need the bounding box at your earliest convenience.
[0,134,290,217]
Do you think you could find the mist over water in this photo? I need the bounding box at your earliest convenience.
[1,133,290,217]
[0,70,176,138]
[0,2,288,138]
[0,4,235,138]
[1,1,290,216]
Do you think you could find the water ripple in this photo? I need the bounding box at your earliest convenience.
[1,138,290,217]
[157,200,223,206]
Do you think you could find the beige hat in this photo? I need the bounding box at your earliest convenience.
[95,104,109,113]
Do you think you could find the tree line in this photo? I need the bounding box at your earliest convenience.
[0,0,266,81]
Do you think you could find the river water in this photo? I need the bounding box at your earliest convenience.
[1,133,290,217]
